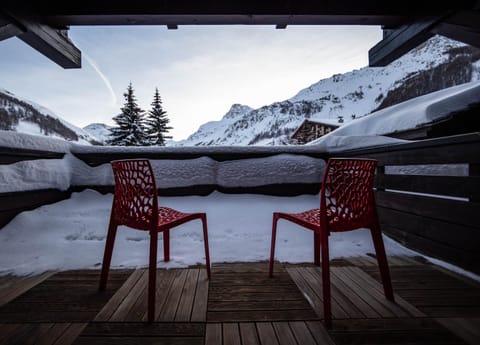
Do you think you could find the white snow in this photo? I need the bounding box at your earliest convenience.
[313,81,480,144]
[0,130,71,153]
[174,35,478,147]
[217,154,325,187]
[0,189,418,276]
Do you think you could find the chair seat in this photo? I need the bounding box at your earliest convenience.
[278,209,320,230]
[129,207,202,230]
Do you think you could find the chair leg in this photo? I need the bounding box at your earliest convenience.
[321,229,332,329]
[371,220,395,301]
[163,229,170,262]
[201,214,211,279]
[314,232,320,266]
[269,213,280,277]
[99,218,118,291]
[148,230,158,322]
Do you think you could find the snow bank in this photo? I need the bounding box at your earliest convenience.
[0,190,416,276]
[314,81,480,147]
[0,130,71,153]
[0,159,71,193]
[217,154,325,187]
[0,132,327,192]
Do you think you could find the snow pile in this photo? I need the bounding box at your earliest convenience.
[312,80,480,143]
[0,190,417,276]
[0,130,72,153]
[217,154,326,187]
[0,131,327,193]
[0,158,72,193]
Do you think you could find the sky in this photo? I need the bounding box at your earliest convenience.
[0,25,382,140]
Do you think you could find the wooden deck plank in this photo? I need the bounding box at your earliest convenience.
[52,323,88,345]
[328,318,467,344]
[341,266,414,317]
[159,269,188,321]
[36,323,70,345]
[208,267,318,323]
[256,323,280,345]
[342,266,424,318]
[223,323,241,345]
[328,268,380,318]
[363,265,476,317]
[294,267,349,319]
[286,268,324,318]
[437,318,480,345]
[0,270,131,322]
[305,321,336,345]
[74,336,203,345]
[332,267,396,318]
[272,322,297,345]
[23,323,54,345]
[151,269,178,321]
[122,270,149,321]
[110,270,148,321]
[0,260,478,344]
[289,321,317,345]
[0,323,23,343]
[205,323,222,345]
[74,322,204,345]
[175,269,200,321]
[239,323,260,345]
[0,272,54,307]
[94,269,143,321]
[191,269,209,322]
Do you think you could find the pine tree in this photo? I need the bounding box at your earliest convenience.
[145,88,172,146]
[108,83,150,146]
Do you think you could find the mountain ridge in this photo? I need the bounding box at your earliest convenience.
[175,35,480,146]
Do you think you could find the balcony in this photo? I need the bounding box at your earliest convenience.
[0,131,479,344]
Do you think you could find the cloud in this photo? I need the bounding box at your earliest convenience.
[82,52,117,106]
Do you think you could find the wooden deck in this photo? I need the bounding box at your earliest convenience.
[0,256,479,344]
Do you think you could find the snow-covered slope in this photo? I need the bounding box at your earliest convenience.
[0,89,101,145]
[83,123,113,144]
[175,35,480,146]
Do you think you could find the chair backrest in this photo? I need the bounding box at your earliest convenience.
[111,159,158,230]
[320,158,378,232]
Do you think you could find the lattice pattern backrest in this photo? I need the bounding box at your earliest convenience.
[111,159,158,228]
[321,158,377,231]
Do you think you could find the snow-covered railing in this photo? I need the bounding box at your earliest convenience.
[0,132,329,227]
[336,132,480,274]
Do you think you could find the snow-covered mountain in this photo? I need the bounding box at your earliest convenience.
[83,123,113,144]
[175,35,480,146]
[0,89,101,145]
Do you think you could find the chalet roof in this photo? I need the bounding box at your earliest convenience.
[291,118,341,139]
[1,1,479,69]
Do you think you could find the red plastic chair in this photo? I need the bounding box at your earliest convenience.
[99,159,211,322]
[269,158,394,328]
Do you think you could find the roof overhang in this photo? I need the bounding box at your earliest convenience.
[1,1,479,69]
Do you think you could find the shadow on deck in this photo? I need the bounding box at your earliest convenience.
[0,256,479,344]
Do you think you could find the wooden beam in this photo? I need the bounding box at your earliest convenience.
[3,12,81,68]
[0,21,24,41]
[368,18,441,67]
[432,10,480,47]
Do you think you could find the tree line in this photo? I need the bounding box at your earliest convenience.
[108,83,172,146]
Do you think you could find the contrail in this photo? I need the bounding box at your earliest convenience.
[83,52,117,106]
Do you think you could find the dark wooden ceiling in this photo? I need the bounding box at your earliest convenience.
[1,1,479,68]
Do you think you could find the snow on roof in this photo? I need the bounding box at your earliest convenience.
[317,80,480,140]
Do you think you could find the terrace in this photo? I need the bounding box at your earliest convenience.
[0,129,479,344]
[1,1,480,344]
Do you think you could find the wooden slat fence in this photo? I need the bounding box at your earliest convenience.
[336,132,480,274]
